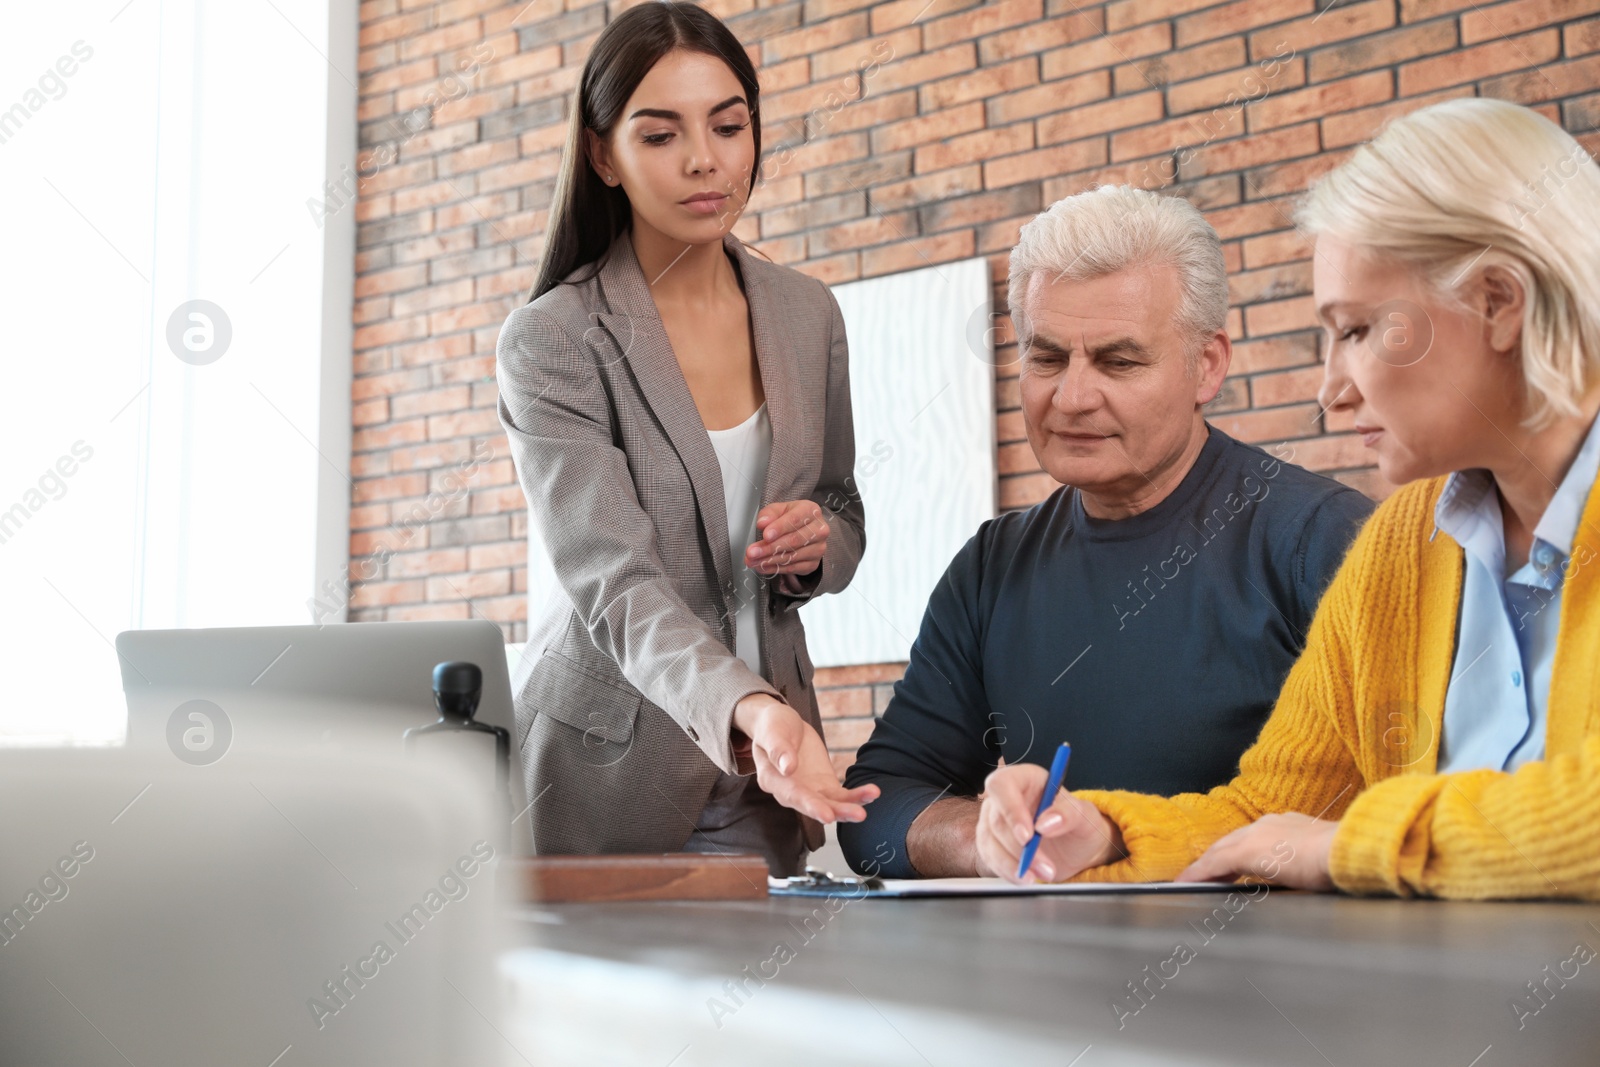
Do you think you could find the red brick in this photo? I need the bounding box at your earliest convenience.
[1567,16,1600,56]
[353,418,429,453]
[426,570,510,601]
[762,13,870,64]
[1462,0,1600,45]
[1480,51,1600,104]
[815,663,907,687]
[1246,145,1355,199]
[465,543,522,573]
[871,101,986,153]
[1273,433,1371,471]
[1398,28,1560,96]
[821,716,877,749]
[1229,260,1313,305]
[1210,403,1322,443]
[1246,70,1393,132]
[1205,198,1302,240]
[1247,0,1396,60]
[865,43,977,97]
[1245,295,1318,337]
[923,0,1044,49]
[1118,39,1247,96]
[979,7,1104,64]
[1110,106,1247,163]
[916,123,1034,174]
[1106,0,1216,33]
[1167,57,1307,117]
[868,165,983,212]
[1175,0,1317,49]
[388,549,468,579]
[1320,86,1475,148]
[868,0,980,33]
[812,28,920,82]
[756,56,811,96]
[387,602,473,621]
[859,231,976,278]
[1041,23,1172,81]
[920,57,1039,112]
[806,212,919,255]
[350,580,426,609]
[1251,365,1327,407]
[817,687,872,719]
[1037,91,1164,145]
[984,137,1107,189]
[1242,228,1313,270]
[1308,21,1459,83]
[1179,122,1321,181]
[987,70,1111,126]
[1000,471,1057,510]
[998,440,1042,474]
[792,252,861,286]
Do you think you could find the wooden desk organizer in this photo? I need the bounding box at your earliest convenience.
[515,853,770,903]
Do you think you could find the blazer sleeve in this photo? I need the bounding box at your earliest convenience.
[775,279,865,608]
[496,304,782,775]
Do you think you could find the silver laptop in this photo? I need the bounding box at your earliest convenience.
[113,620,529,854]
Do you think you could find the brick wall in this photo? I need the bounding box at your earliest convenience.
[349,0,1600,772]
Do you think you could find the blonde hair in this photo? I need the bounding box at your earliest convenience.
[1007,185,1228,358]
[1296,97,1600,426]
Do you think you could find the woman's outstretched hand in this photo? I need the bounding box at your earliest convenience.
[731,693,878,823]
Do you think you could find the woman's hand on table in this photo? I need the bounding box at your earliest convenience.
[1176,812,1337,890]
[974,762,1122,883]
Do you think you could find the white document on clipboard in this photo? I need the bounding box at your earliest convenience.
[769,873,1243,898]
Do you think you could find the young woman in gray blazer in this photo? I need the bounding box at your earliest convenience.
[495,2,877,874]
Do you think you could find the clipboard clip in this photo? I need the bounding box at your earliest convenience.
[770,866,884,894]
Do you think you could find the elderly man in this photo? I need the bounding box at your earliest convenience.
[837,186,1373,878]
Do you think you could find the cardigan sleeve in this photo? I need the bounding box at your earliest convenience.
[1330,736,1600,899]
[1069,502,1377,883]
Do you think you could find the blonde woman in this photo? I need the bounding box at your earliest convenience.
[975,97,1600,900]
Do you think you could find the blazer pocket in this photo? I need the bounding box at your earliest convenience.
[523,650,641,744]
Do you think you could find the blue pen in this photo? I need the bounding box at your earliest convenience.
[1016,742,1072,881]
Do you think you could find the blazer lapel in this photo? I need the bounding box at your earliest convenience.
[592,229,736,593]
[728,234,799,513]
[592,228,802,605]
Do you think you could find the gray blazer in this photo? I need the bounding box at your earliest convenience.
[495,227,865,855]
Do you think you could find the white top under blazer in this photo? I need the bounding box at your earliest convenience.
[704,402,772,678]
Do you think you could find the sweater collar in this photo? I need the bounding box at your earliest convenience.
[1069,423,1228,542]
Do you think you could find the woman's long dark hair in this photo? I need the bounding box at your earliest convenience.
[525,2,763,304]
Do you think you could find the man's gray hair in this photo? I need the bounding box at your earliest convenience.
[1007,185,1229,355]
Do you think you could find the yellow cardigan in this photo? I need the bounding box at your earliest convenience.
[1076,472,1600,899]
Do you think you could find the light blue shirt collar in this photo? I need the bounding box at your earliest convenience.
[1435,408,1600,583]
[1433,407,1600,774]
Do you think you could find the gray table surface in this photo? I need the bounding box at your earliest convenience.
[501,889,1600,1067]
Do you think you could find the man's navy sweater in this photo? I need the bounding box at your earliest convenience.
[838,426,1374,878]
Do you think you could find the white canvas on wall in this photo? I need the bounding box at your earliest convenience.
[799,255,998,667]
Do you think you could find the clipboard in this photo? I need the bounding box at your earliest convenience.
[768,869,1245,898]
